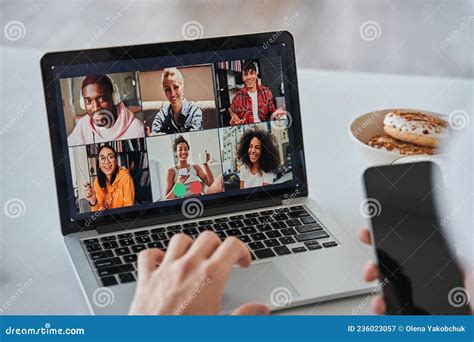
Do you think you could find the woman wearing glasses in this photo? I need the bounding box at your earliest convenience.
[83,145,135,211]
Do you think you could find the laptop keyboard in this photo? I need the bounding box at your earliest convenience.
[81,205,339,287]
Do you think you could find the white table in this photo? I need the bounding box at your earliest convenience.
[0,47,471,315]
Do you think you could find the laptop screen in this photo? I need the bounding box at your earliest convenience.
[51,41,303,223]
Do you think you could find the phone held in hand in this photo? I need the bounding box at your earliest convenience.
[362,161,469,315]
[178,168,188,177]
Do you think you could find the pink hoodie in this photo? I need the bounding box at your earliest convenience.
[67,102,144,146]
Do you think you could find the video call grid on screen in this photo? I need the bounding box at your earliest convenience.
[53,45,298,221]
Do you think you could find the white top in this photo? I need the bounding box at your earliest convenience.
[239,164,274,188]
[248,90,260,123]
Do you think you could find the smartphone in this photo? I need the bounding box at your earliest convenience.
[363,161,469,315]
[178,168,188,177]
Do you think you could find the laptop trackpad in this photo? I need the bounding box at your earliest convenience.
[220,262,299,314]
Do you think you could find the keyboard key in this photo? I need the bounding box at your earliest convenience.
[274,246,291,256]
[198,220,213,226]
[150,227,165,233]
[83,238,99,245]
[167,225,182,231]
[114,247,131,256]
[183,222,197,228]
[97,264,135,277]
[250,252,256,261]
[214,217,228,223]
[229,215,244,220]
[123,254,137,263]
[100,236,116,242]
[276,207,289,213]
[151,233,167,241]
[183,228,199,235]
[265,230,282,239]
[290,205,304,211]
[242,227,258,234]
[118,233,132,239]
[86,244,102,252]
[304,240,320,246]
[274,213,288,221]
[167,231,178,239]
[147,242,162,249]
[259,216,274,224]
[288,210,310,218]
[134,230,149,236]
[243,218,259,225]
[260,210,274,215]
[213,223,229,231]
[264,239,280,248]
[90,250,114,260]
[296,224,322,234]
[131,245,146,253]
[295,230,329,242]
[250,233,266,241]
[94,257,122,269]
[300,216,317,224]
[198,225,213,232]
[229,220,244,228]
[292,246,307,253]
[323,241,338,248]
[280,228,297,236]
[119,273,136,284]
[254,248,276,259]
[226,228,242,237]
[100,276,118,287]
[102,241,118,249]
[307,244,322,250]
[119,238,134,247]
[271,222,287,229]
[285,219,300,227]
[237,235,251,243]
[216,231,227,240]
[245,212,260,218]
[248,242,265,250]
[279,236,296,245]
[136,235,151,244]
[256,224,272,232]
[162,240,170,247]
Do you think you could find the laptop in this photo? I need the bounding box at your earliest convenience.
[40,31,374,314]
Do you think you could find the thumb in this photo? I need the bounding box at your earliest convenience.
[231,302,270,316]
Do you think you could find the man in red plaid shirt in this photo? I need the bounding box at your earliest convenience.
[229,62,286,125]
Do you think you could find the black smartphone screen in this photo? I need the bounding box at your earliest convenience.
[363,161,469,315]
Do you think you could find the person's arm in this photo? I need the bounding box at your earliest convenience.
[195,164,213,187]
[129,231,270,315]
[121,170,135,207]
[164,168,177,199]
[90,180,103,211]
[239,181,245,189]
[229,93,245,125]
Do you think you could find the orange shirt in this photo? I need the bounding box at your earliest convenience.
[91,167,135,211]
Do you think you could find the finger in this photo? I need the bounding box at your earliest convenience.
[162,234,194,263]
[372,295,386,315]
[231,302,270,316]
[358,228,372,245]
[364,260,379,282]
[208,237,251,280]
[137,248,165,281]
[187,231,222,259]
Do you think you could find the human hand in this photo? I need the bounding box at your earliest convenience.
[129,232,270,315]
[83,182,97,205]
[271,105,286,120]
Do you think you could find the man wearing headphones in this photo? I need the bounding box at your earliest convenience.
[229,61,286,126]
[67,75,145,146]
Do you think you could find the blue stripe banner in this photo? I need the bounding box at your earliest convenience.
[0,315,472,341]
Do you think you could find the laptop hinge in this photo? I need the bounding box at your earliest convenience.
[96,198,282,235]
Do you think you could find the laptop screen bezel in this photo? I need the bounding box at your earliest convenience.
[40,31,308,236]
